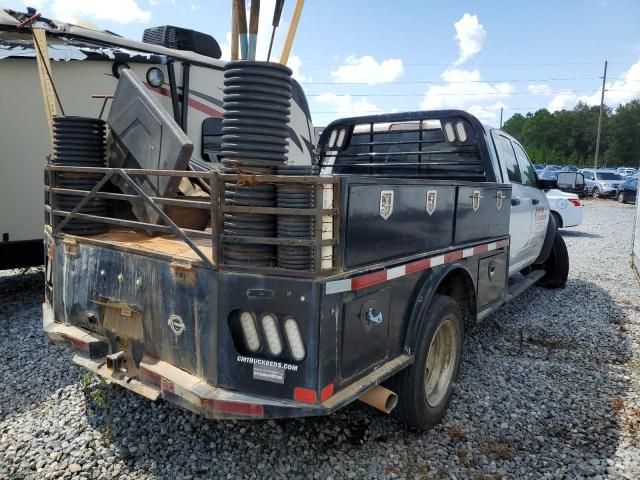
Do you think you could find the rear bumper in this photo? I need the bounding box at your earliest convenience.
[43,303,411,419]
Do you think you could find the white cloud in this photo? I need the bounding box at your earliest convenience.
[330,55,404,84]
[548,58,640,111]
[288,54,310,82]
[468,102,507,123]
[312,92,382,117]
[453,13,486,65]
[419,68,515,124]
[527,83,552,95]
[47,0,151,24]
[548,92,579,112]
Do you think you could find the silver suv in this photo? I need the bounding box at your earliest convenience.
[579,169,624,198]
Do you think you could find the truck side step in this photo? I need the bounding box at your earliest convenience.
[506,269,546,301]
[477,270,546,321]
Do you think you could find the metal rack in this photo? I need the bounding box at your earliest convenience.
[44,164,340,278]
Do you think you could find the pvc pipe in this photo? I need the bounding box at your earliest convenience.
[358,385,398,414]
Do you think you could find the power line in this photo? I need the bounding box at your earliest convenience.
[301,76,604,85]
[306,89,637,98]
[301,61,630,66]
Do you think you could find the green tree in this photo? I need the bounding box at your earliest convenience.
[606,100,640,167]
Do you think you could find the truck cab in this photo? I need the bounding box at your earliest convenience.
[486,129,550,274]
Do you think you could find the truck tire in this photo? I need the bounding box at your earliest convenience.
[537,232,569,289]
[388,294,463,431]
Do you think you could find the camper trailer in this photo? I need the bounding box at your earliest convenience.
[0,7,315,269]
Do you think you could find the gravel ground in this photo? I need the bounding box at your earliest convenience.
[2,199,640,480]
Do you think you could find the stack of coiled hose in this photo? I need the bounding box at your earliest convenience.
[50,116,107,235]
[220,61,292,267]
[276,165,319,270]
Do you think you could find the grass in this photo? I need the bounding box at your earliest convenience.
[80,373,114,445]
[480,441,514,460]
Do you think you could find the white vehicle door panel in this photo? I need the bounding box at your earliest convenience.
[490,131,533,271]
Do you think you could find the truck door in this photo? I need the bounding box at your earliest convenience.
[490,131,532,270]
[512,141,549,263]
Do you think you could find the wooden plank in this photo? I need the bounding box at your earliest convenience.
[33,28,57,146]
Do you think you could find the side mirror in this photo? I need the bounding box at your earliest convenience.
[556,172,585,193]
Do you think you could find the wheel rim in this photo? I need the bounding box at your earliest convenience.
[619,193,624,203]
[424,317,459,407]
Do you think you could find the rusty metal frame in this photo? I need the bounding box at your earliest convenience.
[45,165,341,277]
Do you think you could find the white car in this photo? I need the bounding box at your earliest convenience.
[545,189,582,228]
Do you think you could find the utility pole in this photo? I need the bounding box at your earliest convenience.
[499,107,503,128]
[594,60,607,169]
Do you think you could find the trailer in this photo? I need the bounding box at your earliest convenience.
[0,7,314,269]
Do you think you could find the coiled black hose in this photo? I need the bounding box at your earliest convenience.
[276,165,319,270]
[50,116,107,235]
[221,61,293,267]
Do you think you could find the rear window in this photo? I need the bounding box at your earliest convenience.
[596,172,622,180]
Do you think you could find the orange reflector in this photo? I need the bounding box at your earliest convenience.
[320,383,334,402]
[201,399,264,417]
[294,386,317,404]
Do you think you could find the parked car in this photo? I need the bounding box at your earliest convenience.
[559,165,578,172]
[545,189,582,228]
[617,167,637,177]
[579,169,624,198]
[616,177,637,203]
[533,164,545,171]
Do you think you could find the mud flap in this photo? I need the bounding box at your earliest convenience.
[534,213,557,265]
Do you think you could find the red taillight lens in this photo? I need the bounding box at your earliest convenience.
[201,399,264,417]
[568,199,581,207]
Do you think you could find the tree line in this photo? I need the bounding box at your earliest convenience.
[502,99,640,168]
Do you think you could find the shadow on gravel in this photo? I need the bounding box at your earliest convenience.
[77,277,632,479]
[0,268,82,419]
[560,230,603,239]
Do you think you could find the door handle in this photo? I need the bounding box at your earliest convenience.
[511,198,521,206]
[532,198,540,205]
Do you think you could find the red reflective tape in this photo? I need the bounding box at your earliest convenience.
[444,250,464,263]
[497,239,510,248]
[61,334,89,352]
[294,387,317,404]
[474,244,489,255]
[161,378,175,394]
[351,270,387,291]
[203,399,265,417]
[320,383,335,402]
[405,258,430,274]
[140,367,162,385]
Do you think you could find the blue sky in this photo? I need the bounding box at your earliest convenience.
[6,0,640,126]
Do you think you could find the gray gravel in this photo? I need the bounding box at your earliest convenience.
[2,199,640,479]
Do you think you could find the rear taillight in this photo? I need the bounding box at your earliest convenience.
[240,311,261,352]
[260,313,283,356]
[284,317,306,361]
[568,199,581,207]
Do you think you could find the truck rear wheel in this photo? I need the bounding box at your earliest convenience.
[389,294,463,431]
[537,232,569,289]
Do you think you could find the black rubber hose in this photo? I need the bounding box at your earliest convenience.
[51,116,108,235]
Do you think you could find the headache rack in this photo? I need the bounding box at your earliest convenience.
[318,110,494,181]
[44,164,341,278]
